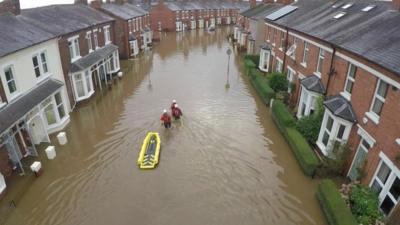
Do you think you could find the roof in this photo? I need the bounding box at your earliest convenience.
[0,79,63,135]
[324,95,357,123]
[241,3,284,20]
[265,0,400,76]
[162,0,249,11]
[101,3,148,20]
[301,75,325,94]
[0,13,55,57]
[70,44,118,73]
[21,4,114,36]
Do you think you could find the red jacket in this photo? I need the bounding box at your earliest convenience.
[172,107,183,117]
[170,103,177,111]
[160,114,171,123]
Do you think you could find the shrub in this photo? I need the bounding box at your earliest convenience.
[267,72,288,93]
[244,59,256,75]
[317,143,352,178]
[349,185,383,225]
[316,179,358,225]
[296,96,325,143]
[285,127,320,176]
[244,54,260,66]
[271,100,296,131]
[249,68,275,104]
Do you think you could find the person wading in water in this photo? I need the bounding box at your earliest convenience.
[172,104,183,120]
[160,109,172,129]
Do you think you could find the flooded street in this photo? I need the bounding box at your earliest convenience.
[3,28,326,225]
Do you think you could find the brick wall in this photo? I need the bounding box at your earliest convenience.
[150,3,175,31]
[0,0,20,15]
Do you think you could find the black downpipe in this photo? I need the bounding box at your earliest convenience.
[282,27,289,72]
[325,46,336,96]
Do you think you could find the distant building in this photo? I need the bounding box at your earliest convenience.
[0,0,71,196]
[91,0,152,59]
[22,2,121,107]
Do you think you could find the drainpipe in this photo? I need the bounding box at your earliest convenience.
[282,27,289,73]
[68,73,77,111]
[325,45,336,95]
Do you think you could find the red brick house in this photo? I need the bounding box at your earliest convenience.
[22,2,121,108]
[258,0,400,218]
[91,0,152,59]
[149,0,248,32]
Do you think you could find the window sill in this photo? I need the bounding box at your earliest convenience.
[340,92,351,101]
[300,62,307,68]
[313,71,321,78]
[365,112,380,125]
[36,73,52,84]
[0,102,6,109]
[76,90,95,102]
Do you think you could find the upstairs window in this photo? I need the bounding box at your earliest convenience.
[93,30,99,49]
[32,50,49,78]
[128,20,132,33]
[104,26,111,44]
[370,80,388,118]
[343,63,357,96]
[4,65,17,95]
[86,32,93,52]
[302,41,309,66]
[316,48,325,75]
[68,36,80,61]
[280,31,286,49]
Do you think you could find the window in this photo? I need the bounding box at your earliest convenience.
[287,68,295,93]
[86,32,93,52]
[280,32,285,49]
[84,70,91,93]
[302,41,309,66]
[139,17,142,30]
[73,70,93,101]
[55,92,65,120]
[68,36,80,61]
[133,19,136,32]
[343,64,357,96]
[259,49,270,72]
[334,12,346,19]
[104,26,111,44]
[4,65,17,95]
[93,31,99,49]
[370,157,400,215]
[286,40,297,59]
[275,58,283,73]
[297,87,319,118]
[128,20,132,33]
[32,51,49,79]
[342,3,353,9]
[130,40,138,56]
[272,29,276,46]
[362,5,375,12]
[370,80,388,118]
[317,111,352,155]
[316,48,325,75]
[41,92,67,128]
[42,97,57,126]
[74,73,85,98]
[348,139,370,181]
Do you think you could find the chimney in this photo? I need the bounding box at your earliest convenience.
[0,0,21,15]
[115,0,128,4]
[263,0,274,3]
[394,0,400,10]
[250,0,256,8]
[277,0,293,5]
[90,0,102,9]
[74,0,88,5]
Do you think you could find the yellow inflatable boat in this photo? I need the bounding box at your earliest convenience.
[137,132,161,169]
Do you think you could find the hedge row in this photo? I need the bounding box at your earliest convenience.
[316,179,358,225]
[244,54,259,66]
[244,59,256,74]
[249,68,275,105]
[271,100,320,176]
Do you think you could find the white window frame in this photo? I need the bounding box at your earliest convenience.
[93,30,99,49]
[32,50,50,82]
[40,91,68,129]
[366,79,388,124]
[369,152,400,216]
[128,20,132,33]
[341,63,357,101]
[287,67,296,93]
[68,35,81,62]
[104,25,111,45]
[86,31,93,53]
[71,69,94,102]
[259,48,270,72]
[316,110,353,156]
[130,39,139,56]
[296,86,321,118]
[301,41,309,67]
[2,64,19,99]
[279,31,285,51]
[315,48,325,77]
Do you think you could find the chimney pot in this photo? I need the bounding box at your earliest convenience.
[394,0,400,10]
[90,0,102,9]
[250,0,256,8]
[0,0,21,15]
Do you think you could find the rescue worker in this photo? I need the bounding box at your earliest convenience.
[160,109,172,129]
[172,104,183,120]
[170,100,177,111]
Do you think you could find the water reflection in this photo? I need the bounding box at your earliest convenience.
[3,27,326,225]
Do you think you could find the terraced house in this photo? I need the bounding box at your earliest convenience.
[149,0,247,32]
[22,1,121,108]
[0,0,71,196]
[258,0,400,217]
[91,0,152,59]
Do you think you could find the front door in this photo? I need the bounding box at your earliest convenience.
[348,139,370,181]
[28,115,48,145]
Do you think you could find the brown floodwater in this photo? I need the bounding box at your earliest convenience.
[3,27,327,225]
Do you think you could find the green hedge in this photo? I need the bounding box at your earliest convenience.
[244,54,259,66]
[244,59,256,75]
[249,68,275,105]
[285,127,320,176]
[271,100,296,133]
[316,180,358,225]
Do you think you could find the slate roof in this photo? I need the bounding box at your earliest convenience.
[162,0,249,11]
[101,3,148,20]
[301,75,325,94]
[265,0,400,76]
[0,79,63,135]
[70,44,118,73]
[21,4,114,37]
[241,3,284,20]
[0,13,55,57]
[324,95,357,123]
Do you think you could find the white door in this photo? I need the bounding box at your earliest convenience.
[0,172,5,194]
[28,115,48,145]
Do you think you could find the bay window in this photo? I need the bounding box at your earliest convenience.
[297,87,320,118]
[130,39,139,56]
[72,69,94,101]
[32,50,49,79]
[40,91,67,128]
[259,48,270,72]
[370,152,400,216]
[106,51,120,73]
[367,79,388,123]
[316,110,353,155]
